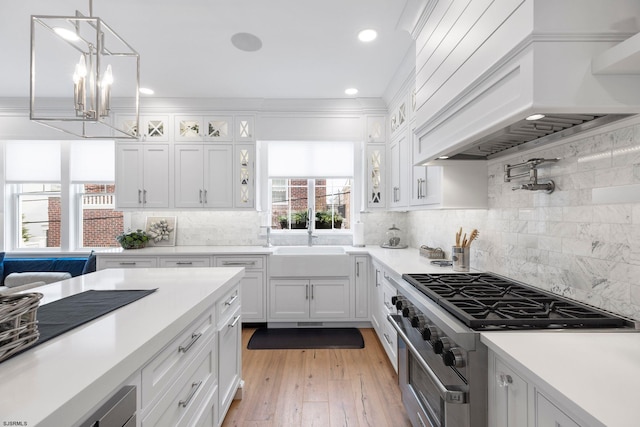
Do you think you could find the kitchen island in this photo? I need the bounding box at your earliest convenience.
[0,267,244,427]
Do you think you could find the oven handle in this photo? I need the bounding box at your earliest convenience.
[387,314,467,405]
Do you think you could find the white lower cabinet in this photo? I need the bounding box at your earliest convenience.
[83,281,243,427]
[141,335,216,427]
[269,279,350,321]
[214,256,266,322]
[159,256,212,268]
[489,350,587,427]
[370,259,398,371]
[97,256,158,270]
[217,306,241,421]
[353,256,369,318]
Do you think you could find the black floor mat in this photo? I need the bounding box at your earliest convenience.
[247,327,364,350]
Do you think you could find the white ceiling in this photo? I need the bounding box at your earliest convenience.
[0,0,415,100]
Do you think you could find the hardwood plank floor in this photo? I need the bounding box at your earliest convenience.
[222,327,412,427]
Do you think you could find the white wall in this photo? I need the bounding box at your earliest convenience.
[406,115,640,321]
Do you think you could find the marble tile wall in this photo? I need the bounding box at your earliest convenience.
[406,116,640,321]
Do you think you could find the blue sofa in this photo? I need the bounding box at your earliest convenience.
[0,252,96,294]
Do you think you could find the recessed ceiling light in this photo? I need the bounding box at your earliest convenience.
[358,29,377,42]
[345,88,358,95]
[526,114,545,121]
[438,156,449,160]
[231,32,263,52]
[139,88,154,95]
[53,27,79,41]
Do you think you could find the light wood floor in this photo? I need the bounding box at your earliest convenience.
[222,327,412,427]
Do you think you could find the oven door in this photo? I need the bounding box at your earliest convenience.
[389,315,470,427]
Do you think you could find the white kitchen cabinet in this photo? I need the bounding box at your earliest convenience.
[159,256,212,268]
[234,116,255,142]
[489,350,588,427]
[536,392,580,427]
[233,144,255,208]
[217,301,241,424]
[97,256,158,270]
[174,144,233,208]
[118,115,170,141]
[365,144,386,209]
[174,115,234,142]
[489,354,529,427]
[389,131,409,209]
[116,144,170,209]
[370,259,398,371]
[353,255,369,318]
[215,255,266,322]
[269,278,350,321]
[366,115,386,143]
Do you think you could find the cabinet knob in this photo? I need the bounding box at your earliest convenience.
[497,373,513,387]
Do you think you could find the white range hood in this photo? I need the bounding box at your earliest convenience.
[411,0,640,164]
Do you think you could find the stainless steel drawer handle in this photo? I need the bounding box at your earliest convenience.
[383,333,392,344]
[228,315,241,328]
[224,293,238,306]
[176,261,193,265]
[119,262,136,266]
[178,332,202,354]
[221,261,256,266]
[178,380,202,408]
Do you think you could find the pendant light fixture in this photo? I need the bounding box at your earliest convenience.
[30,0,139,139]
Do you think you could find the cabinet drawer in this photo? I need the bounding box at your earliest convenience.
[98,257,158,269]
[142,337,216,427]
[215,256,264,270]
[141,308,215,408]
[217,285,240,326]
[381,280,397,314]
[159,257,211,268]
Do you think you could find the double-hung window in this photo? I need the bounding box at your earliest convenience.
[266,141,354,231]
[4,140,122,250]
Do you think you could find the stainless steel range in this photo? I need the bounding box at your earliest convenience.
[387,272,635,427]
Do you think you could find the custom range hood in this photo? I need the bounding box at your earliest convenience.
[441,113,634,161]
[412,0,640,165]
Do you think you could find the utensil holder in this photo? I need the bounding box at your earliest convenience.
[451,246,470,272]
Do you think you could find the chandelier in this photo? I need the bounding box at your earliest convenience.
[30,1,139,139]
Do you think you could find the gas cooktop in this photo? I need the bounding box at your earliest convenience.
[402,272,630,330]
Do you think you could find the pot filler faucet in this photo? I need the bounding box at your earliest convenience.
[504,158,559,194]
[307,208,317,246]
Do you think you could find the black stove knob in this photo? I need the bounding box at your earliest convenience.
[411,315,425,328]
[402,306,415,318]
[433,337,451,354]
[421,325,438,341]
[395,299,404,310]
[391,296,399,305]
[443,348,465,368]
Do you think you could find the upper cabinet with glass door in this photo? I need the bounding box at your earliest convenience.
[174,115,234,142]
[234,116,255,142]
[117,115,170,141]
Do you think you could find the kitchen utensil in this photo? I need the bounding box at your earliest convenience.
[430,260,452,267]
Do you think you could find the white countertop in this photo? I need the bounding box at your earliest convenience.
[481,331,640,427]
[0,267,244,427]
[97,245,274,255]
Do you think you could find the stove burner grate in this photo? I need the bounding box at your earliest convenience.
[402,273,629,330]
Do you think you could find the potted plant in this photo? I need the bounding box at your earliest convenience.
[315,210,343,229]
[116,229,149,249]
[291,210,308,229]
[278,215,289,229]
